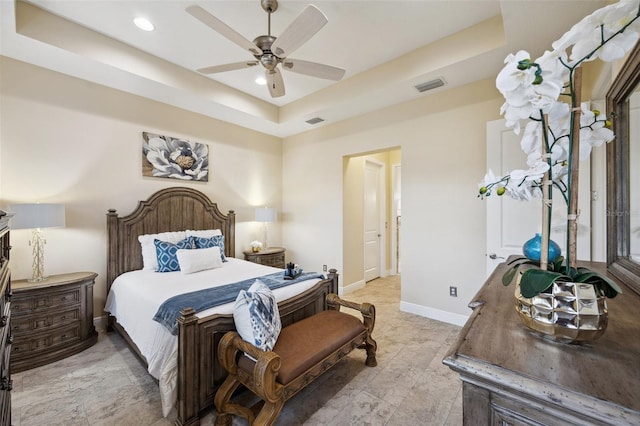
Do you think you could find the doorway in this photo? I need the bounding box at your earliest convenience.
[342,148,401,293]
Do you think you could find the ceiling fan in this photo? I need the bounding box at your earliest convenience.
[186,0,345,98]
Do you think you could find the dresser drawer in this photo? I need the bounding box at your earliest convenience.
[11,306,79,335]
[12,324,80,356]
[12,288,80,314]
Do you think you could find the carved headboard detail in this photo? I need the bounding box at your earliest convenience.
[106,187,236,291]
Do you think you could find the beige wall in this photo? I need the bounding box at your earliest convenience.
[283,79,502,321]
[0,57,283,314]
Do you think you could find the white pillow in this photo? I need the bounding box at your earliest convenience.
[186,229,222,238]
[233,280,281,352]
[176,246,223,274]
[138,231,186,271]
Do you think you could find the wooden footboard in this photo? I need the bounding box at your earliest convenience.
[175,270,338,426]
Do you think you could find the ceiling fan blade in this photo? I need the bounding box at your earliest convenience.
[282,59,345,81]
[270,5,328,58]
[197,61,259,74]
[186,5,262,56]
[266,69,285,98]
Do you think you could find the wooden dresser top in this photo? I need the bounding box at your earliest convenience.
[444,260,640,414]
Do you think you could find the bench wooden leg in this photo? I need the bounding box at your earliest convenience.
[214,374,254,426]
[253,398,285,426]
[363,334,378,367]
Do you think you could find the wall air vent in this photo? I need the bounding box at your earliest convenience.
[414,78,445,93]
[305,117,325,125]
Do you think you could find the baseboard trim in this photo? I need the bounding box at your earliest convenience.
[399,301,469,327]
[341,279,366,295]
[94,315,107,331]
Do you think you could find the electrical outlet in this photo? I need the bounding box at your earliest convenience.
[323,264,327,272]
[450,286,458,297]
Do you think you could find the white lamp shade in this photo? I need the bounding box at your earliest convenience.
[9,203,66,229]
[255,207,276,222]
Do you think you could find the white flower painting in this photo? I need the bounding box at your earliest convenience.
[142,132,209,182]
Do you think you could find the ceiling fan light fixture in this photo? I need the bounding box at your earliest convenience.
[133,17,155,32]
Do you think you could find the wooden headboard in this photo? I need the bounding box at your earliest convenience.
[106,187,235,291]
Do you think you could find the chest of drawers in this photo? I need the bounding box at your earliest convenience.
[0,216,12,425]
[11,272,98,372]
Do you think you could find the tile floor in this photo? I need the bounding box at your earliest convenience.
[12,275,463,425]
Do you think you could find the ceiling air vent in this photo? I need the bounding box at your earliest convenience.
[305,117,325,125]
[414,78,445,93]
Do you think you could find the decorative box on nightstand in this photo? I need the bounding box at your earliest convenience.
[243,247,286,269]
[11,272,98,372]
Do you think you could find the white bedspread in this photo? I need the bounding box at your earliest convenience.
[104,257,322,415]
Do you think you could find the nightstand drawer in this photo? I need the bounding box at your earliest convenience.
[12,288,80,313]
[256,253,285,268]
[12,324,80,355]
[243,247,286,269]
[11,306,80,335]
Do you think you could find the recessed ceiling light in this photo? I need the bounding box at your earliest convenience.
[255,76,267,86]
[134,17,155,32]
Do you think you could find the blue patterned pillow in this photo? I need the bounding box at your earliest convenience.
[154,237,194,272]
[193,235,226,262]
[233,280,281,352]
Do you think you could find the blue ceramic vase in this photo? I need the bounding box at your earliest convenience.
[522,233,561,262]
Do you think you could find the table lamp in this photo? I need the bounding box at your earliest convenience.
[255,207,276,249]
[9,203,66,282]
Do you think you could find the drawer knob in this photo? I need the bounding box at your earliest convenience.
[61,334,68,340]
[61,316,66,320]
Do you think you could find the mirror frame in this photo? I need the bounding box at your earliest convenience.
[606,41,640,296]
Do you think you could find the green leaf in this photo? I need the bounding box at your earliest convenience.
[519,269,567,298]
[551,257,565,272]
[574,269,623,298]
[501,258,538,286]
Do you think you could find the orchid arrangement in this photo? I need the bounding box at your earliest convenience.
[480,0,640,298]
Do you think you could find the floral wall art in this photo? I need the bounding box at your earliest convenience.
[142,132,209,181]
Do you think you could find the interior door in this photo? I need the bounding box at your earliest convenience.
[364,160,382,282]
[485,120,591,276]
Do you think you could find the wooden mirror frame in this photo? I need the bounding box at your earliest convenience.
[606,41,640,296]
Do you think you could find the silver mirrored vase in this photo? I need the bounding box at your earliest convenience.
[514,279,608,343]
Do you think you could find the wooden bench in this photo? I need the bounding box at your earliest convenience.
[213,293,377,426]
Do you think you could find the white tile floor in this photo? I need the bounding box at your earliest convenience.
[12,275,463,425]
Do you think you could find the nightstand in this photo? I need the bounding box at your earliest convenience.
[11,272,98,372]
[243,247,286,269]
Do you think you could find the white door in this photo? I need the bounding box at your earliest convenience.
[486,120,591,276]
[364,160,383,282]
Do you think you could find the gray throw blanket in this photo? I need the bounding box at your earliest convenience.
[153,271,325,334]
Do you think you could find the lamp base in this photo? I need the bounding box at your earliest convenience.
[30,228,46,283]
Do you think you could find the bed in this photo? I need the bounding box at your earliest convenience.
[105,187,338,426]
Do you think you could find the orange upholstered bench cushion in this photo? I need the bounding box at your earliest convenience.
[238,310,365,385]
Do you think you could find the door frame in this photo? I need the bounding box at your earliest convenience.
[391,162,401,275]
